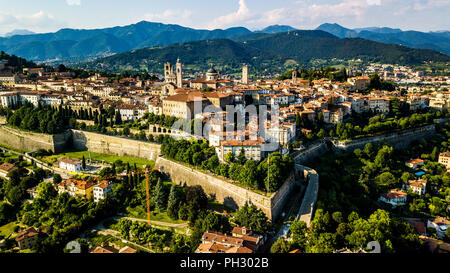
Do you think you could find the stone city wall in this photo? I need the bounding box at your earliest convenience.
[155,156,299,221]
[0,125,71,153]
[71,130,161,161]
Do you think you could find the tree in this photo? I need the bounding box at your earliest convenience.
[235,202,271,234]
[376,172,396,188]
[271,238,291,253]
[82,155,86,170]
[290,220,308,250]
[185,186,208,210]
[52,173,62,185]
[36,181,57,200]
[152,178,167,211]
[178,203,189,220]
[237,148,247,164]
[115,111,122,125]
[167,185,180,220]
[225,152,234,163]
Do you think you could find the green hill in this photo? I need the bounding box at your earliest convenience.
[81,30,450,74]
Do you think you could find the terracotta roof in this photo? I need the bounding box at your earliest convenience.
[0,162,17,173]
[221,138,265,147]
[382,189,408,200]
[164,93,208,103]
[89,245,119,253]
[15,227,39,242]
[119,246,137,253]
[60,158,82,165]
[406,158,425,165]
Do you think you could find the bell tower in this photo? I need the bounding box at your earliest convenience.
[176,58,183,88]
[242,64,249,84]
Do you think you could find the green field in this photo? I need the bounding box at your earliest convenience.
[38,151,155,169]
[0,222,22,237]
[126,206,187,225]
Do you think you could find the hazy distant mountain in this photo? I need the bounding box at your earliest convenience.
[0,21,251,61]
[256,25,297,34]
[316,23,358,38]
[316,23,450,55]
[353,27,402,34]
[1,21,448,63]
[3,29,35,37]
[83,30,450,73]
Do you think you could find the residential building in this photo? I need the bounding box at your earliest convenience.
[438,152,450,169]
[93,180,113,202]
[0,162,18,178]
[427,218,450,239]
[195,230,261,253]
[15,227,39,250]
[56,179,96,200]
[347,76,370,90]
[378,189,408,207]
[216,138,265,162]
[162,92,210,119]
[59,158,83,173]
[405,179,427,196]
[405,158,425,169]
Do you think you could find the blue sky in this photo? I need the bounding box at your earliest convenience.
[0,0,449,34]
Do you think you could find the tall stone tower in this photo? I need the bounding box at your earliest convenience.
[242,64,249,84]
[292,69,298,84]
[176,58,183,88]
[164,62,172,82]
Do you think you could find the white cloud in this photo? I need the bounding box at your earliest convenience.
[143,9,194,25]
[367,0,382,6]
[66,0,81,6]
[413,0,449,11]
[0,11,67,34]
[207,0,252,29]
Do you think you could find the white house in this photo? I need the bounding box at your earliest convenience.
[93,180,113,202]
[59,158,83,173]
[427,217,450,239]
[405,158,425,169]
[405,179,427,196]
[378,189,408,208]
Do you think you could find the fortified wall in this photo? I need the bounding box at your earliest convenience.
[71,130,161,161]
[295,164,319,227]
[155,156,300,221]
[332,124,436,153]
[294,140,330,165]
[0,125,72,153]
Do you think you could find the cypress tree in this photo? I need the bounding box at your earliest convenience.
[153,178,167,211]
[167,185,180,220]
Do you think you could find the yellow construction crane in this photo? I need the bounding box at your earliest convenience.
[145,168,151,227]
[96,167,153,227]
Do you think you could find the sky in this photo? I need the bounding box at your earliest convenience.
[0,0,449,35]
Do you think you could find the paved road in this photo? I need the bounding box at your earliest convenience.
[0,146,72,179]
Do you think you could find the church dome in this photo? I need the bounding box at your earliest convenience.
[207,67,217,74]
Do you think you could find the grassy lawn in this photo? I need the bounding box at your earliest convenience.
[0,222,23,237]
[38,150,155,169]
[126,206,187,225]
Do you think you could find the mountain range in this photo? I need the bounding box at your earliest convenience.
[0,21,449,66]
[316,23,450,55]
[83,30,450,74]
[0,21,450,62]
[0,21,253,62]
